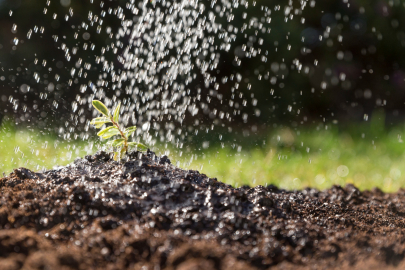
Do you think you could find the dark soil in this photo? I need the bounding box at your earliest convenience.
[1,150,405,269]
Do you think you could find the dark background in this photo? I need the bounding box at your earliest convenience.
[1,0,404,131]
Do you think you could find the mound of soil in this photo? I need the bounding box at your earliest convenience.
[1,150,405,269]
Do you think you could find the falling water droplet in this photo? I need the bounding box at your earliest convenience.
[11,24,17,34]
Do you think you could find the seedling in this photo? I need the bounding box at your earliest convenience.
[90,100,147,160]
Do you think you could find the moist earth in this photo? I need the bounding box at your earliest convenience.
[1,150,405,270]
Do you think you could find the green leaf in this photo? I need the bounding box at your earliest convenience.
[128,142,147,150]
[95,123,106,129]
[111,138,125,147]
[113,102,121,123]
[97,126,116,136]
[125,126,137,137]
[90,117,111,128]
[101,130,121,140]
[97,126,120,139]
[92,100,110,117]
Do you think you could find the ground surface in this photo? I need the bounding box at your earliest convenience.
[4,121,405,192]
[1,151,405,270]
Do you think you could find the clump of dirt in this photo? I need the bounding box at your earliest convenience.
[1,150,405,269]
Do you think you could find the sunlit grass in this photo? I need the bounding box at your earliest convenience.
[0,121,92,174]
[2,119,405,192]
[169,121,405,193]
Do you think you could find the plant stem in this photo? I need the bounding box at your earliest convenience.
[110,116,128,153]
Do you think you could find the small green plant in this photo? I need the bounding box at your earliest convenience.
[90,100,147,161]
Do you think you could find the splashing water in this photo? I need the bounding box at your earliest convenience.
[1,0,405,177]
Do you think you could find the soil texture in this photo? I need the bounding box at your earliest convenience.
[1,150,405,269]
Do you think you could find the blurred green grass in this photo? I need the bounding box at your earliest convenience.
[0,121,93,174]
[2,118,405,192]
[175,126,405,193]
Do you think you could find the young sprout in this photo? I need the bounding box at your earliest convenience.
[90,100,147,161]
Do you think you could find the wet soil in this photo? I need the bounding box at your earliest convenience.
[1,150,405,269]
